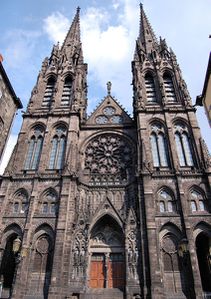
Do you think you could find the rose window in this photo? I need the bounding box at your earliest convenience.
[85,134,134,185]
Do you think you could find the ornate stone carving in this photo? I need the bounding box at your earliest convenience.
[127,230,139,280]
[72,229,88,279]
[85,134,134,185]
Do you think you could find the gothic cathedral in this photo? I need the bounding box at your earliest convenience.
[0,5,210,299]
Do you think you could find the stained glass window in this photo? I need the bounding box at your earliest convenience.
[49,126,66,169]
[25,128,43,170]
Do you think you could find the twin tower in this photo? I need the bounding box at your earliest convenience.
[0,5,210,299]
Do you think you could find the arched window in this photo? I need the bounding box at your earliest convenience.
[163,73,176,102]
[61,76,72,106]
[161,236,179,272]
[49,126,66,169]
[190,190,207,212]
[24,127,44,170]
[42,77,55,107]
[12,190,28,214]
[32,234,53,297]
[150,124,169,167]
[145,74,157,102]
[174,124,194,167]
[158,189,176,213]
[40,190,58,215]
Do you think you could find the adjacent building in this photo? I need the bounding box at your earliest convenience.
[196,52,211,127]
[0,56,22,163]
[0,5,210,299]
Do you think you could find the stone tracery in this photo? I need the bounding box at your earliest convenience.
[85,134,134,185]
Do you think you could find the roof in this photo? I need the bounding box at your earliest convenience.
[0,61,23,109]
[196,52,211,106]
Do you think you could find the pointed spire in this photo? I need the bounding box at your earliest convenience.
[62,7,81,49]
[138,3,158,53]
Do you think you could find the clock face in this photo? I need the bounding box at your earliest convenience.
[103,106,115,116]
[111,115,123,124]
[95,115,109,124]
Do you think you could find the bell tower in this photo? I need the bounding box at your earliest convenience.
[132,4,211,299]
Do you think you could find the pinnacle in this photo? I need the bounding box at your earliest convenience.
[61,7,81,50]
[138,4,158,53]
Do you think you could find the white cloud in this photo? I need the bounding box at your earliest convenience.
[0,134,18,175]
[80,2,139,110]
[43,12,70,43]
[4,30,41,69]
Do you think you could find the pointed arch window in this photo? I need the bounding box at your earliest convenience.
[190,190,207,212]
[24,127,44,170]
[49,126,67,169]
[12,191,28,214]
[174,124,194,167]
[150,124,169,167]
[42,77,55,107]
[61,76,72,106]
[40,190,58,215]
[145,74,157,102]
[163,73,176,102]
[158,190,176,213]
[161,236,180,272]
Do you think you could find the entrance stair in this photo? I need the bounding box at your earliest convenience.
[84,288,124,299]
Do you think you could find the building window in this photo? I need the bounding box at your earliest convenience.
[190,190,207,212]
[61,76,72,106]
[174,124,194,167]
[12,190,28,214]
[150,124,169,167]
[158,190,176,213]
[49,126,66,169]
[145,74,157,102]
[24,127,44,170]
[42,77,55,107]
[40,190,58,215]
[161,236,180,272]
[163,73,176,102]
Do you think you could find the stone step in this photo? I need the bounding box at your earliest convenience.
[84,288,124,299]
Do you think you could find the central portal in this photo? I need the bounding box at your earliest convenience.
[89,216,125,290]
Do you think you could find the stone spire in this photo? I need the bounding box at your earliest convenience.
[61,7,83,64]
[137,3,158,54]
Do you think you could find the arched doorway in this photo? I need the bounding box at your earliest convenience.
[196,232,211,292]
[0,234,17,290]
[89,215,125,290]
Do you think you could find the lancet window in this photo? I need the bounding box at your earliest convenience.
[163,73,176,102]
[174,123,194,167]
[61,76,72,106]
[190,190,207,212]
[24,126,44,170]
[49,126,67,169]
[150,123,169,167]
[145,73,157,102]
[42,77,55,107]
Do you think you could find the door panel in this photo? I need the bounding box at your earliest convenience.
[90,254,105,288]
[108,253,125,289]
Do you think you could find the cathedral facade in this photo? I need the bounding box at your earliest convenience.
[0,5,210,299]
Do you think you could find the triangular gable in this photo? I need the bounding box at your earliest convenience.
[86,95,133,125]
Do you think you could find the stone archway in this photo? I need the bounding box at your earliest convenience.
[196,232,211,293]
[89,215,125,290]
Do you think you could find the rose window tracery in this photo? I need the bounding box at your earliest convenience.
[85,134,134,185]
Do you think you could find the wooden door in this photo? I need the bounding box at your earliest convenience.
[108,253,125,289]
[89,254,105,288]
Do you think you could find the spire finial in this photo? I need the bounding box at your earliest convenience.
[107,81,112,95]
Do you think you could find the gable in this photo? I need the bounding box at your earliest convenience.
[86,95,133,126]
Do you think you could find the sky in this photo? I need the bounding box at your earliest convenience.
[0,0,210,173]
